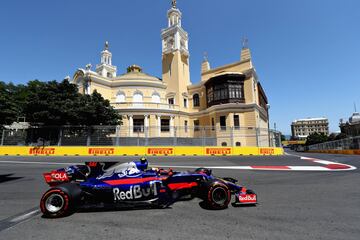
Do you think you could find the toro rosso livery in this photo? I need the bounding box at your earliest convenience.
[40,158,257,218]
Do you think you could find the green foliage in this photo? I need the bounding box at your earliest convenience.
[281,134,286,141]
[0,79,121,126]
[306,132,329,145]
[0,81,24,125]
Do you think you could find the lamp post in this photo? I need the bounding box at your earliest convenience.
[266,104,271,147]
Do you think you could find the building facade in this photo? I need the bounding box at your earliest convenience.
[291,118,329,140]
[339,112,360,136]
[72,2,270,147]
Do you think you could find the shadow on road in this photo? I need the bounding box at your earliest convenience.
[0,174,23,184]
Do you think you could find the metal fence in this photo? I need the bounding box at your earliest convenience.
[308,136,360,150]
[0,125,282,147]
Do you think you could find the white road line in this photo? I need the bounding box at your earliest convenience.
[0,157,356,171]
[0,160,78,165]
[10,209,40,223]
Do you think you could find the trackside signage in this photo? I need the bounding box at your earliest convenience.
[29,147,55,155]
[206,148,232,155]
[147,148,173,155]
[259,148,275,155]
[88,148,115,155]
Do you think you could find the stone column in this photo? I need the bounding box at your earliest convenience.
[129,115,133,137]
[170,115,175,137]
[157,115,161,137]
[144,114,149,137]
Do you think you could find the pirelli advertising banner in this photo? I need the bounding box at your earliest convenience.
[0,146,284,156]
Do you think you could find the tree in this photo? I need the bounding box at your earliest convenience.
[0,81,23,125]
[23,79,121,126]
[281,134,286,141]
[306,132,328,146]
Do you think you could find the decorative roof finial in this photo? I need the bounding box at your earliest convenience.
[203,51,208,62]
[105,41,109,50]
[355,102,357,113]
[242,37,249,49]
[172,0,177,8]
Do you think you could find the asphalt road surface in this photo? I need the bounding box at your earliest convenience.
[0,150,359,240]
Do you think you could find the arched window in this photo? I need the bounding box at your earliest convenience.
[116,91,126,103]
[193,93,200,107]
[152,93,161,104]
[133,91,143,107]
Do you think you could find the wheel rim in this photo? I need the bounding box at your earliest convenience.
[212,187,227,205]
[45,193,65,213]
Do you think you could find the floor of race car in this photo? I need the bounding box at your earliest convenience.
[0,151,359,240]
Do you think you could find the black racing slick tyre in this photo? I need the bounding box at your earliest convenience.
[40,183,81,218]
[202,181,231,210]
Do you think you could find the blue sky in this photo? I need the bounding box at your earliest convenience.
[0,0,359,134]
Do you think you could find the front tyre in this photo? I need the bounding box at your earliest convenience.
[204,181,231,210]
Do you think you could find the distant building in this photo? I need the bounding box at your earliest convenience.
[291,117,329,140]
[339,112,360,136]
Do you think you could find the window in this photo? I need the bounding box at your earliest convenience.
[184,98,188,108]
[221,142,227,146]
[184,120,188,133]
[234,115,240,129]
[236,142,241,146]
[133,119,144,132]
[152,93,161,103]
[194,120,200,132]
[116,92,126,103]
[107,72,112,78]
[220,116,226,131]
[133,91,143,107]
[193,94,200,107]
[205,74,245,107]
[211,118,215,131]
[168,98,174,105]
[161,119,170,132]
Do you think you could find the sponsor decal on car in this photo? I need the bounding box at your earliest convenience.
[206,148,232,155]
[29,147,55,155]
[238,194,257,203]
[259,148,275,155]
[113,182,158,201]
[88,148,114,155]
[147,148,173,155]
[51,171,69,181]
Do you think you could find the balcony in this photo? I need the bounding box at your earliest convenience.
[111,102,180,111]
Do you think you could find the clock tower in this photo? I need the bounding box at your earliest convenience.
[161,1,191,107]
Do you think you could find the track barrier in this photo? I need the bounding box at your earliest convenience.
[0,146,284,156]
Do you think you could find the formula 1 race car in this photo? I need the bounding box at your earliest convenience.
[40,158,257,218]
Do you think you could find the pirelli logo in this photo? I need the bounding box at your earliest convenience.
[206,148,232,155]
[29,147,55,155]
[259,148,275,155]
[88,148,115,155]
[147,148,173,155]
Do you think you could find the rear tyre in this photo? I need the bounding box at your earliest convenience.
[202,181,231,210]
[40,183,81,218]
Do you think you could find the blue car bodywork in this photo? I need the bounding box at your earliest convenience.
[40,159,257,218]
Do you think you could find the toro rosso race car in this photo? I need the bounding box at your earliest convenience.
[40,158,257,218]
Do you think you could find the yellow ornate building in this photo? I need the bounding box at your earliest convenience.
[72,2,270,147]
